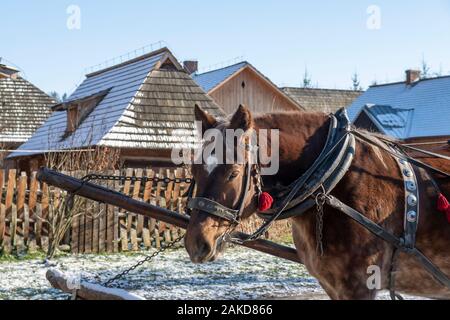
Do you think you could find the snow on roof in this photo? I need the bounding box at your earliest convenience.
[0,75,55,144]
[348,76,450,139]
[9,48,224,158]
[192,61,248,92]
[282,87,362,113]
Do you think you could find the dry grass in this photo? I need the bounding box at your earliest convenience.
[238,216,293,244]
[44,146,121,258]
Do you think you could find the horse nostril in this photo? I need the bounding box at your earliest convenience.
[197,241,212,256]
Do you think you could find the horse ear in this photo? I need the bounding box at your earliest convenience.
[230,104,252,131]
[194,104,217,133]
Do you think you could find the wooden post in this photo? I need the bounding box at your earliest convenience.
[28,172,39,249]
[3,170,17,252]
[46,269,145,300]
[15,172,27,249]
[37,168,301,264]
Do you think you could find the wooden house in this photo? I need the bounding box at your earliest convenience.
[0,64,55,165]
[191,61,302,114]
[7,48,224,171]
[347,70,450,149]
[281,87,362,113]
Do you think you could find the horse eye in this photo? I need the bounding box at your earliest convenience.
[229,171,240,180]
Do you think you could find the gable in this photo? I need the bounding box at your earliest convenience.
[208,66,300,114]
[193,62,301,114]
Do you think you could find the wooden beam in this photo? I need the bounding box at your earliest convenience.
[37,167,301,264]
[46,269,145,300]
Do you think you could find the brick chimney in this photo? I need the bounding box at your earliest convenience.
[183,60,198,75]
[0,64,20,80]
[405,69,420,85]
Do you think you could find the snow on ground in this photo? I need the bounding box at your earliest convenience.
[0,246,420,300]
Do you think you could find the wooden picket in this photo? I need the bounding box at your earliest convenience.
[0,168,192,255]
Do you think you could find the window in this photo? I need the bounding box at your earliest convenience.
[57,88,111,139]
[67,105,79,133]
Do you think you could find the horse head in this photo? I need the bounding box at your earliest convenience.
[185,104,261,263]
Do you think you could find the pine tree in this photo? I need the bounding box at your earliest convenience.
[49,91,61,103]
[351,72,362,91]
[421,55,430,79]
[302,67,312,88]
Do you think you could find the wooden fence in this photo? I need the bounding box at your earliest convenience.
[0,168,191,254]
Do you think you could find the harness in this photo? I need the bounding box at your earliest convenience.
[187,108,450,297]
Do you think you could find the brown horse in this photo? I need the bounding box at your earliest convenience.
[185,104,450,300]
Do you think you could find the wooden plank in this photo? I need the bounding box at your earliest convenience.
[3,170,16,251]
[28,172,39,247]
[92,201,99,254]
[84,198,93,254]
[105,171,114,253]
[71,207,80,254]
[141,169,154,249]
[46,269,145,300]
[120,168,133,251]
[41,183,49,235]
[98,203,106,253]
[113,170,120,253]
[0,170,5,246]
[50,188,62,252]
[11,204,18,248]
[155,168,166,242]
[135,170,145,239]
[35,203,43,248]
[15,172,27,248]
[130,169,142,251]
[105,170,117,253]
[164,169,175,242]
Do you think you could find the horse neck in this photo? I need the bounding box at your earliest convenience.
[254,112,331,186]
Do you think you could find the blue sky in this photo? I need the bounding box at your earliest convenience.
[1,0,450,95]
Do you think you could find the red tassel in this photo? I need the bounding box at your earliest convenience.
[258,192,274,212]
[437,193,450,211]
[437,193,450,223]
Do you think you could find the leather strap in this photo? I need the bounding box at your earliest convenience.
[326,195,450,290]
[258,108,355,221]
[187,197,239,223]
[187,162,252,224]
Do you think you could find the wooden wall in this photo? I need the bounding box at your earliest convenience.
[209,67,300,115]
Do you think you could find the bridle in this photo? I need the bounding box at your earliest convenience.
[187,159,255,225]
[185,108,450,298]
[187,141,261,228]
[186,109,355,241]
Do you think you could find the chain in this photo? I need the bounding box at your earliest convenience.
[102,235,185,287]
[315,192,327,256]
[81,173,192,184]
[64,172,188,294]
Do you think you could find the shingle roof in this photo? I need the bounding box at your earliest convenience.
[347,76,450,139]
[0,74,55,144]
[9,48,224,158]
[281,87,362,113]
[192,62,248,92]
